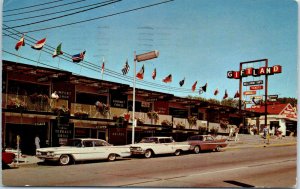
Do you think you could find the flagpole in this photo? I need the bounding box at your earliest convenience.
[58,57,60,69]
[132,51,136,144]
[36,50,42,67]
[102,57,104,80]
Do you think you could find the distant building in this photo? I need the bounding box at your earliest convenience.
[246,103,297,136]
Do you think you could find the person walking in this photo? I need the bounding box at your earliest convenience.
[228,126,234,140]
[234,126,240,142]
[263,125,268,139]
[35,135,40,149]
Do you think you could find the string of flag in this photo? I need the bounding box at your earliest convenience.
[13,34,239,98]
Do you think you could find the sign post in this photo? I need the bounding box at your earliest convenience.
[132,50,159,144]
[228,59,282,138]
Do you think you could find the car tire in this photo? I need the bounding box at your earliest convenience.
[144,149,152,158]
[59,154,71,165]
[174,150,181,156]
[215,145,221,152]
[194,146,200,154]
[108,153,117,161]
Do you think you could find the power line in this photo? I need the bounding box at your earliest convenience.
[3,0,175,36]
[4,0,121,29]
[4,26,195,94]
[4,0,118,23]
[3,0,88,17]
[3,0,65,13]
[4,32,203,95]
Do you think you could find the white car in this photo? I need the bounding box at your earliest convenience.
[36,138,131,165]
[130,136,191,158]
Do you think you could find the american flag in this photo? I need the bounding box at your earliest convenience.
[122,60,130,75]
[72,50,85,63]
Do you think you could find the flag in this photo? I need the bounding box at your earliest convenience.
[163,74,172,83]
[136,65,144,80]
[199,83,207,94]
[234,90,240,98]
[223,90,228,99]
[15,35,25,51]
[192,81,197,92]
[179,77,185,87]
[72,50,86,63]
[52,43,63,58]
[152,68,156,80]
[31,38,46,50]
[122,59,130,75]
[214,88,219,96]
[101,57,105,74]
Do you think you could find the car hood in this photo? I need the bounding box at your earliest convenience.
[36,146,77,152]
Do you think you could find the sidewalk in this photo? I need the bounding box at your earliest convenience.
[6,134,297,168]
[226,134,297,149]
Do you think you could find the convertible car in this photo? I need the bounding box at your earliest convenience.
[36,138,131,165]
[187,135,228,153]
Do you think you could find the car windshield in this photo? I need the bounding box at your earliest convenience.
[65,139,82,147]
[139,137,158,143]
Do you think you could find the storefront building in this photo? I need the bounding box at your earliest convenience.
[2,60,257,154]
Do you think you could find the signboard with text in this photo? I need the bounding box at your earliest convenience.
[250,85,263,90]
[243,80,263,86]
[243,91,256,95]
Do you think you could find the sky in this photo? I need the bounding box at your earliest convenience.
[1,0,298,102]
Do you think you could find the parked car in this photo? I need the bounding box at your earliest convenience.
[36,138,131,165]
[130,136,191,158]
[187,135,228,153]
[2,149,15,169]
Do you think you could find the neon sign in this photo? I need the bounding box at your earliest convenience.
[227,65,282,79]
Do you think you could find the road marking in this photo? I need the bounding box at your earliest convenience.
[190,166,248,177]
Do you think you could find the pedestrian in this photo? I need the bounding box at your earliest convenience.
[263,125,268,139]
[35,135,40,149]
[277,126,283,139]
[228,126,234,140]
[234,126,240,142]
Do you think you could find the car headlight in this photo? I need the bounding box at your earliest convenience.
[137,147,143,151]
[47,152,54,156]
[36,151,41,156]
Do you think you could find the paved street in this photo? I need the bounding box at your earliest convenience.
[2,145,296,187]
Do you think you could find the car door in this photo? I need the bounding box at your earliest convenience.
[93,140,108,160]
[162,138,175,153]
[205,136,216,150]
[80,140,95,160]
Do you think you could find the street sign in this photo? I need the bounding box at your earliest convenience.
[243,80,263,86]
[268,95,278,99]
[252,96,263,99]
[243,101,252,104]
[250,85,263,90]
[243,91,256,95]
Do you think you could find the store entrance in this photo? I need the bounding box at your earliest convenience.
[5,123,48,155]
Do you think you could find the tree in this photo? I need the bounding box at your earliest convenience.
[277,97,297,107]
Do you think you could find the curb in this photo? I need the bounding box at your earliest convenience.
[226,142,297,150]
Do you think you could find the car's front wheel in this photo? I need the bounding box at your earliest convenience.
[59,154,71,165]
[174,150,181,156]
[108,153,117,161]
[144,149,152,158]
[215,145,221,152]
[194,146,200,154]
